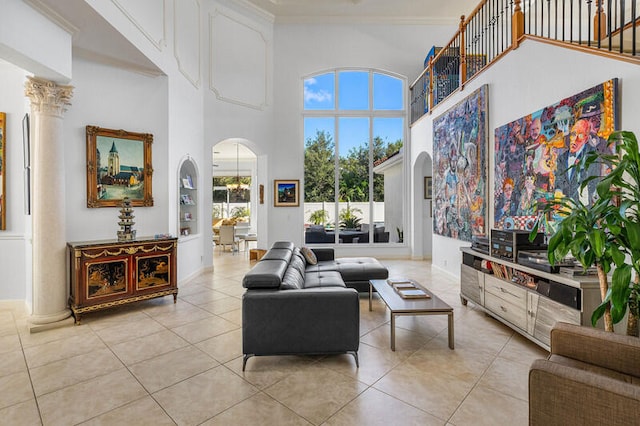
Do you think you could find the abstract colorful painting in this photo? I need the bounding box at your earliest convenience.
[433,85,488,241]
[494,79,618,230]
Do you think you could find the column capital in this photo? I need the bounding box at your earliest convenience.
[25,77,74,117]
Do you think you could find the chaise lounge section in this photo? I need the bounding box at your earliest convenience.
[241,241,388,370]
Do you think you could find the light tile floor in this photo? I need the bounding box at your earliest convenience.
[0,253,548,425]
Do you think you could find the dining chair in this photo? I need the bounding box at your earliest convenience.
[219,225,241,254]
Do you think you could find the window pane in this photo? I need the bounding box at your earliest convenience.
[304,73,334,110]
[373,117,404,243]
[304,117,336,242]
[338,117,369,244]
[338,71,369,110]
[373,73,403,110]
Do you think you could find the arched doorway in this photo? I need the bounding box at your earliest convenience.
[212,139,259,254]
[413,151,433,259]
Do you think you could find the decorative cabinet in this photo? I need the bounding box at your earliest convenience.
[178,157,198,237]
[460,248,601,350]
[68,237,178,323]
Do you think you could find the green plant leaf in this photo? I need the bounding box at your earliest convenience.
[610,264,632,324]
[590,229,605,258]
[591,300,609,327]
[627,222,640,248]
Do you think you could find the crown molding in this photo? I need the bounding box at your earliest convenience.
[274,15,459,26]
[23,0,79,35]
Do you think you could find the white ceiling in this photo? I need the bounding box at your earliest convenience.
[27,0,478,162]
[244,0,479,23]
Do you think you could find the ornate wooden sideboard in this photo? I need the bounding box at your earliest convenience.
[67,237,178,323]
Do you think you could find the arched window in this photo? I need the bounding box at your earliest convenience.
[303,69,406,245]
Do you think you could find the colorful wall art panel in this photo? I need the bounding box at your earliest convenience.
[433,85,488,242]
[494,79,618,230]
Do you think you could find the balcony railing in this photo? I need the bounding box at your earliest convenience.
[410,0,639,124]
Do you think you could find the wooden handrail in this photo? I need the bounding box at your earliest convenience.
[409,0,638,124]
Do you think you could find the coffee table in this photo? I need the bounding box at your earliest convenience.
[369,279,454,351]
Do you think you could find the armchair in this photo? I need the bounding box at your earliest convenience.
[529,322,640,425]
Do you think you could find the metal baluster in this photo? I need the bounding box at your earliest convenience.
[533,1,539,35]
[587,0,595,46]
[547,0,551,37]
[620,0,626,53]
[608,0,613,51]
[562,0,567,41]
[633,0,637,55]
[570,0,574,43]
[553,0,558,40]
[578,0,582,45]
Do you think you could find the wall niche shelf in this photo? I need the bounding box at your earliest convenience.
[178,157,199,238]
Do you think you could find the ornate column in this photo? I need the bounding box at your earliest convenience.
[24,77,74,332]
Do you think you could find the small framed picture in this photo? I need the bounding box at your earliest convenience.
[424,176,432,199]
[274,179,299,207]
[184,212,192,221]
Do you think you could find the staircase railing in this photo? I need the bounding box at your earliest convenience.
[410,0,639,124]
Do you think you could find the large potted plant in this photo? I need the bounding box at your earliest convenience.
[582,130,640,335]
[532,130,640,334]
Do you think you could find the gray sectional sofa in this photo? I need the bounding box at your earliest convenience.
[241,241,388,370]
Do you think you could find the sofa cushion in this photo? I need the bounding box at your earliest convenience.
[243,259,288,289]
[262,248,293,263]
[272,241,296,251]
[335,257,389,282]
[548,354,638,385]
[306,258,388,282]
[300,247,318,265]
[281,265,305,290]
[304,271,346,288]
[289,250,307,277]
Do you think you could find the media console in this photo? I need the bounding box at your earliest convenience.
[460,247,602,350]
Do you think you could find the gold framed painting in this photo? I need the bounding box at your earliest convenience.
[86,126,154,207]
[0,112,6,229]
[274,179,299,207]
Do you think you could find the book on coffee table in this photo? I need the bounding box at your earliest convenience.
[393,282,417,291]
[396,288,431,299]
[387,278,412,286]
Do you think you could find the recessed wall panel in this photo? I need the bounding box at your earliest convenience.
[209,11,267,109]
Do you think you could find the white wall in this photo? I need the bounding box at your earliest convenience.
[0,0,72,82]
[63,57,170,242]
[203,0,275,260]
[272,22,456,257]
[411,39,640,279]
[0,61,30,301]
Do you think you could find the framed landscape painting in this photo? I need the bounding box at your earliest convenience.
[86,126,154,207]
[274,179,299,207]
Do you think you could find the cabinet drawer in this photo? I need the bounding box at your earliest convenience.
[460,264,484,305]
[485,291,527,330]
[532,295,581,346]
[484,275,527,305]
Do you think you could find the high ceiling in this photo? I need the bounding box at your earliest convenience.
[244,0,479,23]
